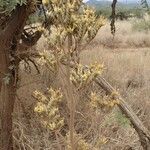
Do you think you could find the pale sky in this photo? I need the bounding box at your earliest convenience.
[83,0,140,2]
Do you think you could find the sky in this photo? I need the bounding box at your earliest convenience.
[83,0,140,2]
[83,0,149,5]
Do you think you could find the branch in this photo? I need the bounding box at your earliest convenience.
[0,1,35,41]
[95,76,150,149]
[21,30,43,47]
[28,58,40,74]
[110,0,117,36]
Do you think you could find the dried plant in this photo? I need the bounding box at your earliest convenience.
[33,87,64,131]
[32,1,112,150]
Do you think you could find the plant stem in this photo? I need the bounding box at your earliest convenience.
[67,33,75,150]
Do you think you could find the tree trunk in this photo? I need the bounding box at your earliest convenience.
[0,45,16,150]
[0,3,32,150]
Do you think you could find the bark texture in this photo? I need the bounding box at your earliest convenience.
[0,3,32,150]
[0,47,16,150]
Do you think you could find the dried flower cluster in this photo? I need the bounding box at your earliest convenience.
[33,88,64,131]
[90,92,120,109]
[38,50,64,72]
[44,0,105,49]
[33,1,111,149]
[70,62,104,89]
[66,132,91,150]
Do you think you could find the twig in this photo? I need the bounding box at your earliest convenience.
[28,58,40,74]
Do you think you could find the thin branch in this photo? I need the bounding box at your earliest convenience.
[28,58,40,74]
[110,0,117,37]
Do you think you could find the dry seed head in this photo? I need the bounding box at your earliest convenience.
[38,50,64,72]
[95,137,108,147]
[90,92,119,109]
[44,0,105,50]
[33,90,47,102]
[34,88,64,131]
[70,63,103,88]
[66,132,91,150]
[34,102,46,113]
[42,0,49,5]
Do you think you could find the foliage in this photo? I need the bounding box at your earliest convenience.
[1,0,149,149]
[96,8,112,18]
[141,0,149,10]
[88,0,147,20]
[0,0,27,14]
[115,111,131,127]
[38,50,64,73]
[96,7,145,20]
[0,0,125,149]
[131,8,145,19]
[132,19,150,32]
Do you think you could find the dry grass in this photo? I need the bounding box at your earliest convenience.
[81,20,150,131]
[92,20,150,48]
[13,20,150,150]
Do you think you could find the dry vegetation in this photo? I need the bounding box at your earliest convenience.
[82,19,150,127]
[12,20,150,150]
[90,20,150,48]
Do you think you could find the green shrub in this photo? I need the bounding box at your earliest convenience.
[132,19,150,32]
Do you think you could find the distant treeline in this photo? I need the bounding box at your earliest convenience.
[96,7,145,20]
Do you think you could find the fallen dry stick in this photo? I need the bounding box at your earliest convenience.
[95,76,150,150]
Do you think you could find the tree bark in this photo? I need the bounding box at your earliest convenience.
[0,3,32,150]
[0,46,16,150]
